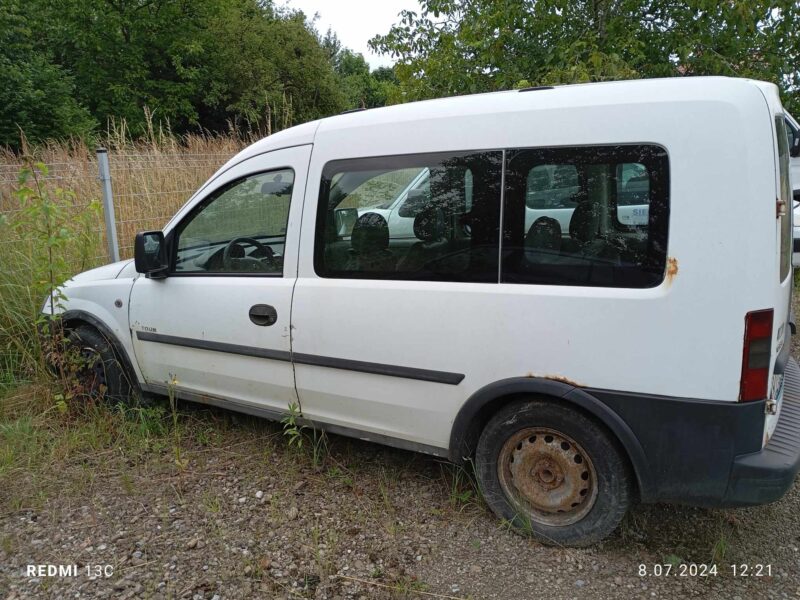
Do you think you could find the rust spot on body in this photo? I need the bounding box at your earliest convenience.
[665,256,678,284]
[543,374,582,387]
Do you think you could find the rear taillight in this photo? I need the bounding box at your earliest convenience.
[739,309,773,402]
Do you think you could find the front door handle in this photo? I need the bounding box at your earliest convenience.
[249,304,278,326]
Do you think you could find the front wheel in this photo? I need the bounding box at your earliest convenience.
[475,399,631,546]
[67,325,138,406]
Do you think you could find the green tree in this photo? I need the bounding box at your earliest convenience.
[324,30,400,110]
[370,1,800,112]
[0,1,95,148]
[19,0,346,139]
[199,3,345,134]
[41,0,228,134]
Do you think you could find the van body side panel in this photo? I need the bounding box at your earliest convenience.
[292,80,777,451]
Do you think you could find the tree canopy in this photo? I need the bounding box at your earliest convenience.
[370,1,800,112]
[0,0,394,148]
[3,0,800,148]
[0,0,95,146]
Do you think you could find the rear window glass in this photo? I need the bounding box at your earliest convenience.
[502,145,669,288]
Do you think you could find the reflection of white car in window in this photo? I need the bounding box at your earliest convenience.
[525,163,650,232]
[353,168,428,239]
[359,161,651,241]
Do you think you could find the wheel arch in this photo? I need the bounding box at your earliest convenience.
[448,377,653,501]
[59,309,141,390]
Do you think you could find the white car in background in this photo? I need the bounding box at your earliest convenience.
[347,162,651,245]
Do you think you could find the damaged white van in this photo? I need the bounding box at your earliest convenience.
[46,77,800,546]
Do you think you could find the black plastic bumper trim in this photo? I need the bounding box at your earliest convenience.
[724,357,800,506]
[586,388,767,505]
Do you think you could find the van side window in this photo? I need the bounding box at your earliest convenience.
[315,151,502,282]
[776,116,792,281]
[502,145,669,288]
[173,169,293,275]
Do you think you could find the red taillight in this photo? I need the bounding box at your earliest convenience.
[739,309,773,402]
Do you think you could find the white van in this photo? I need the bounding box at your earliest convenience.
[46,77,800,546]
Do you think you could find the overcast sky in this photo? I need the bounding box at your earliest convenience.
[281,0,421,69]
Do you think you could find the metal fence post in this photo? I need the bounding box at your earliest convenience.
[96,147,120,263]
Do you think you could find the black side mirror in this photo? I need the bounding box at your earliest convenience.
[134,231,168,278]
[333,207,359,237]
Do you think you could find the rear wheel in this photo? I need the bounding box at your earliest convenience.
[475,399,631,546]
[68,325,139,406]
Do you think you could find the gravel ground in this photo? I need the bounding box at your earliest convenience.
[2,311,800,599]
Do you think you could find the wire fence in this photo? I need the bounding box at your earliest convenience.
[107,152,230,258]
[0,148,234,270]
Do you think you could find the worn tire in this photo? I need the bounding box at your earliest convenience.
[68,325,140,406]
[475,399,631,546]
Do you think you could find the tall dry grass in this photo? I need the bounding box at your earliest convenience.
[0,127,249,264]
[0,128,251,396]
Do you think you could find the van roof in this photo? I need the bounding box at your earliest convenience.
[228,76,779,165]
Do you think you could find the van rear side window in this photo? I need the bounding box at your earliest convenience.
[776,116,792,282]
[501,145,669,288]
[314,145,669,288]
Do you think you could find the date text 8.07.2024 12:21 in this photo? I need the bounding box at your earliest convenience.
[638,564,772,577]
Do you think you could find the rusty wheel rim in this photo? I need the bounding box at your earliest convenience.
[497,427,597,527]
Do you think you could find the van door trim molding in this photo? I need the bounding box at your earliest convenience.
[135,330,464,385]
[136,330,292,362]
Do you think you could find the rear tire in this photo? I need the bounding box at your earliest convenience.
[475,399,631,546]
[68,325,140,406]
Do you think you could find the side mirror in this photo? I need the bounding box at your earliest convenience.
[792,130,800,158]
[134,231,168,278]
[333,207,358,237]
[794,189,800,204]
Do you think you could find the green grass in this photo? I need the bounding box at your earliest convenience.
[0,392,201,512]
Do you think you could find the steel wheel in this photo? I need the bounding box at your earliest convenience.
[497,427,598,527]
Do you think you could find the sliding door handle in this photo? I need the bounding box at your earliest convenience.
[249,304,277,326]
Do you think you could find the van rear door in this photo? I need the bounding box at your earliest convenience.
[763,112,794,442]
